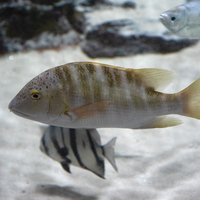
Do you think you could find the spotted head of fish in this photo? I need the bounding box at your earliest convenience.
[8,69,66,124]
[160,5,189,34]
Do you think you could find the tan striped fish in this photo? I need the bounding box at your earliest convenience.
[8,62,200,129]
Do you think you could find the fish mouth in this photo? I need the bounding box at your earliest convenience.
[159,13,168,22]
[9,108,30,118]
[8,101,29,118]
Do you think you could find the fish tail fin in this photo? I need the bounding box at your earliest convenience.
[179,78,200,119]
[103,137,118,172]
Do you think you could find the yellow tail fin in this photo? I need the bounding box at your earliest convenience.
[179,78,200,119]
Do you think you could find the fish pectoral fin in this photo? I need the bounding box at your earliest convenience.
[139,116,182,129]
[63,110,77,122]
[133,68,174,91]
[60,161,71,173]
[70,101,111,120]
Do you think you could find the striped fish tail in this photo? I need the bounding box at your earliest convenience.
[102,137,118,172]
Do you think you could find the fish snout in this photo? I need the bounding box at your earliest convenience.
[8,100,14,111]
[8,99,30,118]
[159,13,168,22]
[8,98,18,112]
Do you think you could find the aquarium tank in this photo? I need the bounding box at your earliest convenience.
[1,0,200,199]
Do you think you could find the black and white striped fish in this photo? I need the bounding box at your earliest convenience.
[40,126,117,178]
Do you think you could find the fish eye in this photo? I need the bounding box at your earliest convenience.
[171,16,176,21]
[30,90,42,100]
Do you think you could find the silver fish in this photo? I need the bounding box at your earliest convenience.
[40,126,117,178]
[8,62,200,129]
[160,2,200,39]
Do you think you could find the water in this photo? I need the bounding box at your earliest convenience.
[1,0,200,199]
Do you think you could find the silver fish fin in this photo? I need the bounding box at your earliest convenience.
[88,129,102,145]
[70,101,111,120]
[103,137,118,172]
[60,161,71,173]
[139,116,182,129]
[134,68,174,91]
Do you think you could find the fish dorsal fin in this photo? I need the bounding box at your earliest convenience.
[88,129,102,146]
[133,68,174,91]
[103,137,118,172]
[139,116,182,129]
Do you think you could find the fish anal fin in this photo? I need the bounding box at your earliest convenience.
[60,161,71,173]
[70,101,111,120]
[133,68,174,91]
[140,116,182,129]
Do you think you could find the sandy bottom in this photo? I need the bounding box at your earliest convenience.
[1,40,200,200]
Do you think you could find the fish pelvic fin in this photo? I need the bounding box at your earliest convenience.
[60,161,71,173]
[133,68,174,91]
[179,78,200,120]
[102,137,118,172]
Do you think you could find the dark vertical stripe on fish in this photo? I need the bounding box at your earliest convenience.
[50,126,61,153]
[61,127,65,147]
[60,127,69,157]
[69,129,87,169]
[103,67,114,87]
[86,130,104,170]
[41,134,49,156]
[61,127,69,150]
[50,126,68,158]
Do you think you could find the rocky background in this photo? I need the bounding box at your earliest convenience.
[2,0,200,200]
[0,0,198,57]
